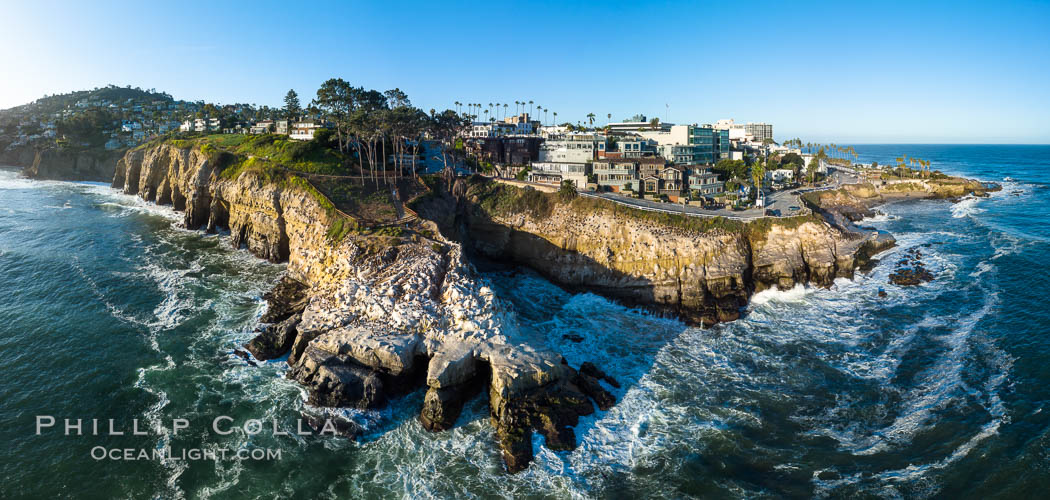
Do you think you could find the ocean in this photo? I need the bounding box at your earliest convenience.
[1,144,1048,498]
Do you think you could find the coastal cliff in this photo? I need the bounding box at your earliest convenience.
[23,147,124,182]
[110,142,616,472]
[803,178,997,224]
[416,177,894,326]
[0,143,38,168]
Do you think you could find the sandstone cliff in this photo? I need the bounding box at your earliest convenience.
[112,142,616,473]
[417,178,893,326]
[803,179,997,224]
[23,147,125,182]
[0,143,38,168]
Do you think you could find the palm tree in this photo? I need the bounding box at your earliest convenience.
[528,100,534,119]
[552,111,557,125]
[502,103,508,121]
[586,113,596,128]
[454,101,461,115]
[544,108,549,126]
[607,113,612,124]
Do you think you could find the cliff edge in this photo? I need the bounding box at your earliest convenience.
[415,177,894,326]
[111,142,617,473]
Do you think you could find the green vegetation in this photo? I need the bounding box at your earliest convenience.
[466,178,831,242]
[744,213,825,244]
[470,177,555,219]
[183,134,347,175]
[558,180,578,202]
[466,178,744,234]
[326,216,358,241]
[713,159,748,182]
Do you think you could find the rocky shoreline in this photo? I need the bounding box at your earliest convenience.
[16,142,996,473]
[414,176,897,326]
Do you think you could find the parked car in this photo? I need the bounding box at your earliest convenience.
[764,209,781,216]
[789,205,800,211]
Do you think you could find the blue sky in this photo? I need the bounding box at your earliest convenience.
[2,0,1048,143]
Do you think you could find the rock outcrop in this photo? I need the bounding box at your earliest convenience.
[23,147,124,182]
[0,143,38,168]
[420,178,893,326]
[111,142,619,473]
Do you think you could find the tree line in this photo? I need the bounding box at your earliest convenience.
[302,79,468,184]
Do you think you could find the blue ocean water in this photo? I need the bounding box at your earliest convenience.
[1,144,1048,498]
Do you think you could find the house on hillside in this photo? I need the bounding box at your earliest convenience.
[250,120,274,134]
[289,121,327,141]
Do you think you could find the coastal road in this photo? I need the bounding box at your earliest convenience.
[580,191,769,220]
[495,167,862,221]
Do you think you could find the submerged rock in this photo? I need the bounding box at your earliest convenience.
[888,247,935,286]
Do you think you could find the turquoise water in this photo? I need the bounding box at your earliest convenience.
[1,145,1049,498]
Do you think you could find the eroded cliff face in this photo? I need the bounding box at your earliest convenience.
[23,147,124,182]
[804,180,998,226]
[440,180,890,326]
[112,144,333,265]
[113,143,615,473]
[0,143,38,168]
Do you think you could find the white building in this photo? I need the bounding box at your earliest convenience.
[537,133,605,163]
[745,122,773,143]
[468,121,516,138]
[528,162,588,188]
[766,169,795,185]
[250,120,274,134]
[605,116,673,134]
[289,121,326,141]
[712,119,748,141]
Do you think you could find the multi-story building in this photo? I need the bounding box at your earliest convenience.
[657,166,686,195]
[537,133,605,163]
[468,121,516,138]
[528,161,589,188]
[289,121,326,141]
[712,119,747,141]
[637,124,728,164]
[745,122,773,143]
[593,158,640,192]
[688,168,725,197]
[605,115,673,134]
[250,120,274,134]
[609,137,657,158]
[468,136,542,165]
[688,125,730,163]
[658,144,702,165]
[636,156,666,179]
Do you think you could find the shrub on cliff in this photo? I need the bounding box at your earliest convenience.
[558,180,577,202]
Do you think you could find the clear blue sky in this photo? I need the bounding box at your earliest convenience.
[2,0,1048,143]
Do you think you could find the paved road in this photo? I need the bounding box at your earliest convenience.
[582,191,768,220]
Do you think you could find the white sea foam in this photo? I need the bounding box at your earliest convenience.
[950,197,984,218]
[751,283,809,305]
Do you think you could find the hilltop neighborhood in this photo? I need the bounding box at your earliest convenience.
[0,84,876,216]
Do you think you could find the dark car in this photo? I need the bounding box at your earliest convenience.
[789,206,800,211]
[765,209,781,216]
